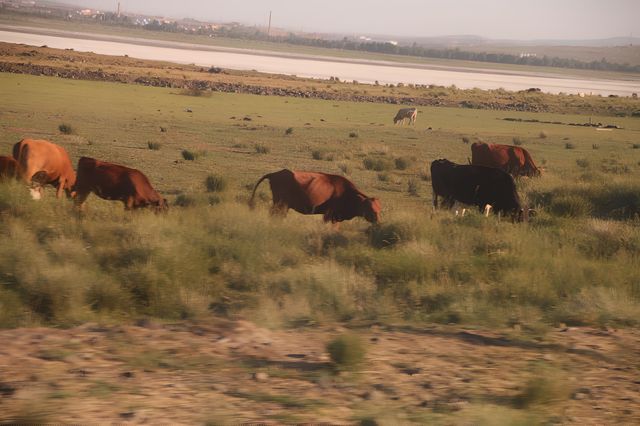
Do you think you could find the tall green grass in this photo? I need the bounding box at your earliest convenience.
[1,180,638,330]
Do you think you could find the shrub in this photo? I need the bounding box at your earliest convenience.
[550,194,593,218]
[349,131,359,138]
[338,163,350,175]
[565,143,575,149]
[407,178,419,196]
[462,137,470,144]
[539,131,548,139]
[363,157,391,172]
[592,144,599,150]
[632,144,640,149]
[205,174,227,192]
[327,334,366,371]
[254,143,270,154]
[147,141,161,151]
[174,194,196,207]
[377,173,389,182]
[513,367,571,408]
[285,127,294,135]
[311,150,324,160]
[58,123,74,134]
[394,157,409,170]
[512,137,522,146]
[576,158,589,169]
[182,150,203,161]
[367,222,413,248]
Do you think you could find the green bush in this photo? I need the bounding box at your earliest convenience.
[327,333,366,371]
[254,143,270,154]
[147,141,161,150]
[311,150,324,160]
[205,174,227,192]
[550,194,593,217]
[284,127,293,135]
[58,123,74,134]
[182,150,204,161]
[349,131,358,138]
[394,157,409,170]
[363,157,392,171]
[512,137,522,146]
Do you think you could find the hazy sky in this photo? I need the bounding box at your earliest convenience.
[66,0,639,40]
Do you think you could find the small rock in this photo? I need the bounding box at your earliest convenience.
[211,383,228,392]
[253,372,269,382]
[0,382,16,397]
[119,411,135,419]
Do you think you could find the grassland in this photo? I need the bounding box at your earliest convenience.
[1,61,640,423]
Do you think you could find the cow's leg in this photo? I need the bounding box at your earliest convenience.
[74,191,90,213]
[125,196,136,210]
[433,193,438,209]
[56,178,65,198]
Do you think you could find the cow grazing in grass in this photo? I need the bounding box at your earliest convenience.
[249,169,381,224]
[12,139,76,199]
[0,156,19,181]
[431,159,529,221]
[393,107,417,125]
[73,157,167,212]
[471,142,541,177]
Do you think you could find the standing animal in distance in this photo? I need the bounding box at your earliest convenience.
[393,107,417,125]
[431,159,528,221]
[12,139,76,199]
[73,157,167,211]
[0,156,19,180]
[249,169,381,223]
[471,142,541,177]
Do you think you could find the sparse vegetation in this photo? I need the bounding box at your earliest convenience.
[349,131,359,138]
[182,149,204,161]
[512,136,522,145]
[254,143,270,154]
[327,334,366,371]
[205,174,227,192]
[147,141,161,150]
[539,131,548,139]
[311,150,324,160]
[285,127,294,135]
[58,123,74,134]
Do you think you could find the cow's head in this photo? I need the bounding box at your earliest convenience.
[362,197,381,223]
[154,198,169,213]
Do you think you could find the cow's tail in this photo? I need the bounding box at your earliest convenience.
[12,140,28,181]
[248,173,271,210]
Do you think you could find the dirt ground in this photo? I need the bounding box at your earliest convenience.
[0,319,638,424]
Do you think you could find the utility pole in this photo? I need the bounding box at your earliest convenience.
[268,11,272,36]
[117,1,121,17]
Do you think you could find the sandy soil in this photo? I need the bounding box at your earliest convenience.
[0,319,638,424]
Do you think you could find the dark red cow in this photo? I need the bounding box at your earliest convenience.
[249,169,380,223]
[471,142,541,177]
[73,157,167,211]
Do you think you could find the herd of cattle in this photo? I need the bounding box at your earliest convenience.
[0,132,541,223]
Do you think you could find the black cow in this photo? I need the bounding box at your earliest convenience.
[431,159,528,221]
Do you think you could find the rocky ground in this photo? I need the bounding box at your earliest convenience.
[0,318,638,424]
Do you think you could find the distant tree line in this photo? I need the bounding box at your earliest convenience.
[217,26,640,74]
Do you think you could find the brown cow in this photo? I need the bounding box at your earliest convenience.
[13,139,76,198]
[0,156,19,180]
[249,169,380,223]
[471,142,541,177]
[73,157,167,212]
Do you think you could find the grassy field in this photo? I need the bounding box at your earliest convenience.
[1,71,640,423]
[2,12,640,81]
